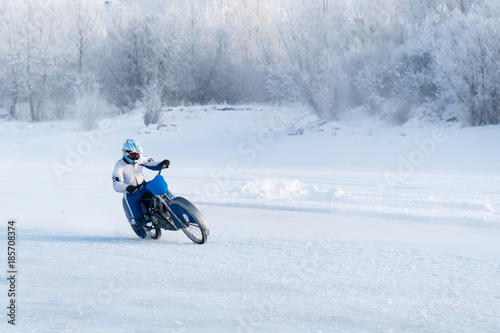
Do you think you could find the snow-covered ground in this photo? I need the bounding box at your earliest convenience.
[1,105,499,332]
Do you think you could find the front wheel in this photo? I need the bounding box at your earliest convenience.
[169,197,209,244]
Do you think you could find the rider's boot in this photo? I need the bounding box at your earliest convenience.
[131,217,147,239]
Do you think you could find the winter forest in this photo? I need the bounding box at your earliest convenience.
[0,0,498,128]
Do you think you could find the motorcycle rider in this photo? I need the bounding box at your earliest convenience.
[112,139,170,239]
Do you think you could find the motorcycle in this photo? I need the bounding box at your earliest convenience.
[123,168,209,244]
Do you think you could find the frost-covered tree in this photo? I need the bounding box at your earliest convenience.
[268,0,352,120]
[100,5,155,108]
[4,0,69,121]
[355,47,436,124]
[142,79,163,126]
[0,0,499,127]
[416,0,500,125]
[65,0,103,76]
[0,0,22,119]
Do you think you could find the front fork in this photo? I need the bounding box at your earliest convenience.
[165,190,175,200]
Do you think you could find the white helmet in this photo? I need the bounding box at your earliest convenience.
[122,139,142,164]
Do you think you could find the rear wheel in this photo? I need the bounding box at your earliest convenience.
[149,224,162,239]
[169,197,209,244]
[145,216,162,240]
[145,222,162,240]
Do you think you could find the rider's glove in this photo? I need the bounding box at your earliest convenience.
[126,185,137,193]
[159,159,170,168]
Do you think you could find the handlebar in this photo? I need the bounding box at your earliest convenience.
[157,164,169,174]
[137,164,168,189]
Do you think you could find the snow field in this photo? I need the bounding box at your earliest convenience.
[0,105,499,332]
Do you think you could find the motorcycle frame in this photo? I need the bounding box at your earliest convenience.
[148,191,187,231]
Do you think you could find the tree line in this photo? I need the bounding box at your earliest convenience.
[1,0,498,127]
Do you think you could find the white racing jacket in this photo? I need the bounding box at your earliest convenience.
[112,155,162,194]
